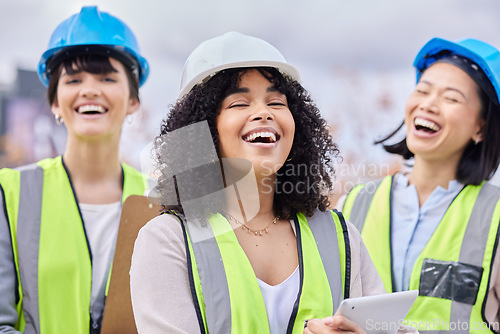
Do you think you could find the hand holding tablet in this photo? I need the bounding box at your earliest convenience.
[334,290,418,334]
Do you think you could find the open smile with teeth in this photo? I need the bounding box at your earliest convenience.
[414,117,441,133]
[243,131,279,143]
[76,104,107,114]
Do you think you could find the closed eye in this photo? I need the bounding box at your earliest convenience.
[228,103,249,108]
[65,78,80,84]
[444,97,459,103]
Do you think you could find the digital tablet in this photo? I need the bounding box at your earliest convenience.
[335,290,418,334]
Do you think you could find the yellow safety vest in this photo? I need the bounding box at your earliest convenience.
[176,209,350,334]
[343,175,500,333]
[0,156,146,333]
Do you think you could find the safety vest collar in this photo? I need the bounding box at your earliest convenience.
[181,209,349,334]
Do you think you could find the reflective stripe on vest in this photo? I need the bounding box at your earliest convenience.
[182,209,349,334]
[343,176,393,292]
[343,176,500,333]
[453,183,500,326]
[2,157,146,333]
[17,163,44,333]
[343,177,388,233]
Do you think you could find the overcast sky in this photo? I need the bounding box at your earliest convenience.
[2,0,500,185]
[3,0,500,105]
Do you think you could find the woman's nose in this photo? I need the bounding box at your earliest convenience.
[250,106,274,121]
[79,83,101,98]
[418,96,439,113]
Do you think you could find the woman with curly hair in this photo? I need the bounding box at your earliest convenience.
[130,32,414,334]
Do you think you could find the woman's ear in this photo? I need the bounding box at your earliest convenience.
[51,100,60,117]
[473,132,484,144]
[127,97,140,116]
[50,100,65,125]
[473,119,485,144]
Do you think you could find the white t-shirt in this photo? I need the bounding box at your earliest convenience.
[80,201,122,324]
[257,266,299,334]
[255,220,300,333]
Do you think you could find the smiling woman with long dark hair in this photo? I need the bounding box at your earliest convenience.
[0,6,149,333]
[340,37,500,332]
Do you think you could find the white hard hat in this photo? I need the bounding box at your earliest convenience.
[179,31,301,98]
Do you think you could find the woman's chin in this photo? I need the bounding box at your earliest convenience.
[253,159,285,176]
[220,156,286,180]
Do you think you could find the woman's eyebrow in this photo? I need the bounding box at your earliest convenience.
[225,85,278,97]
[226,87,249,96]
[444,87,466,99]
[419,80,466,99]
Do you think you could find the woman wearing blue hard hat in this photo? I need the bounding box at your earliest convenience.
[340,37,500,332]
[0,6,149,334]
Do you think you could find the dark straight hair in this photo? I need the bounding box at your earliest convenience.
[47,54,140,106]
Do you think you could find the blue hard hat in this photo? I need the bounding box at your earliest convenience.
[37,6,149,87]
[414,37,500,105]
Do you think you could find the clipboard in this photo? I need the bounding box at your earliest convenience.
[101,195,162,334]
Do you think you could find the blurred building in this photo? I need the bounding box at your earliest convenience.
[0,68,65,168]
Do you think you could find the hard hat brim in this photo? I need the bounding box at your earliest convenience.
[37,44,149,87]
[178,60,301,99]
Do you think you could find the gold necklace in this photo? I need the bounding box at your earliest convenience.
[224,212,279,236]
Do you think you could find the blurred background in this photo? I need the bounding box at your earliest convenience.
[1,0,500,202]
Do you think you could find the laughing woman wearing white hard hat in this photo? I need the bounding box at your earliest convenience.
[130,32,416,334]
[340,38,500,332]
[0,6,148,334]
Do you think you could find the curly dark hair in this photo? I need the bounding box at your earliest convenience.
[154,67,339,219]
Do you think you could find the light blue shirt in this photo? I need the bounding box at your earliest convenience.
[391,174,463,291]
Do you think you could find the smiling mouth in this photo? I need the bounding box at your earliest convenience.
[76,105,108,114]
[243,131,279,143]
[414,117,441,133]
